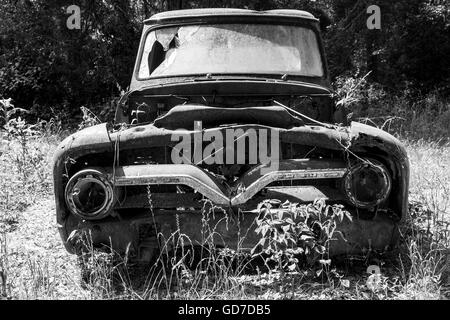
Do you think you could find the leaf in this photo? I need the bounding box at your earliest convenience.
[278,233,286,244]
[257,237,266,248]
[344,210,353,222]
[285,218,294,225]
[277,210,284,220]
[319,259,331,265]
[259,224,270,237]
[340,279,350,288]
[314,245,326,255]
[281,200,291,208]
[300,234,314,241]
[288,263,296,271]
[281,225,290,233]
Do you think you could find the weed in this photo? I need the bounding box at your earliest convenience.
[78,107,101,130]
[251,199,351,272]
[0,98,27,128]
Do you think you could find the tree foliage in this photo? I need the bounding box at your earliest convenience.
[0,0,448,122]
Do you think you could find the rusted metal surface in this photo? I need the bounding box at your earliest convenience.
[53,122,409,257]
[232,159,346,205]
[117,193,202,209]
[65,169,115,220]
[64,208,398,260]
[108,159,347,207]
[145,9,317,24]
[114,186,346,210]
[239,186,346,210]
[343,159,392,208]
[53,121,409,212]
[111,164,230,205]
[52,8,410,259]
[153,105,305,129]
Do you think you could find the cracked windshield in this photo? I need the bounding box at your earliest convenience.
[139,24,324,78]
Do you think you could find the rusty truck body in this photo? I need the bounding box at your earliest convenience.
[53,9,409,262]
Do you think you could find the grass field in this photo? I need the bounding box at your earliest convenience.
[0,116,449,300]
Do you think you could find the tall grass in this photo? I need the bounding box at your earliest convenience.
[335,75,450,142]
[0,94,449,299]
[396,140,450,299]
[71,201,256,300]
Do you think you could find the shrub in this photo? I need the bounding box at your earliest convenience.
[251,199,352,272]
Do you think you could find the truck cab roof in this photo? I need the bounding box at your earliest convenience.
[145,8,318,25]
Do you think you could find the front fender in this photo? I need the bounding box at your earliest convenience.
[348,122,410,220]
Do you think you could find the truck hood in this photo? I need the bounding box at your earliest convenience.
[54,120,407,165]
[153,104,305,129]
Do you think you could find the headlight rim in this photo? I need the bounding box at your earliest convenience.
[343,158,392,209]
[64,168,115,220]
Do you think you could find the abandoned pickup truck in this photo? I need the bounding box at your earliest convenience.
[53,8,409,262]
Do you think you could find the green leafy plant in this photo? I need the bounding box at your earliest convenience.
[0,98,27,129]
[3,117,42,185]
[78,107,101,130]
[251,198,352,272]
[0,98,55,223]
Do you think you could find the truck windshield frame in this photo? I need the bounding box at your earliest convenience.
[136,22,325,80]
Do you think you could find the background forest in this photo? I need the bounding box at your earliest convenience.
[0,0,449,139]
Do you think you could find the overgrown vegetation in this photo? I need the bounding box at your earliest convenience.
[0,0,449,300]
[0,97,449,299]
[0,99,56,229]
[251,199,352,272]
[334,75,450,142]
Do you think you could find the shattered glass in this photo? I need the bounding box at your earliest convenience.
[138,24,324,78]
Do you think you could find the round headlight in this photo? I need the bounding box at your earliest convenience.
[344,159,391,208]
[65,169,114,220]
